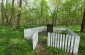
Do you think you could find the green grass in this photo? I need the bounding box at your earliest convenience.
[75,32,85,55]
[0,26,34,55]
[0,25,85,55]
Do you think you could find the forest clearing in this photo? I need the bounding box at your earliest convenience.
[0,0,85,55]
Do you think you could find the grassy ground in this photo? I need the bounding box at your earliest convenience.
[0,25,85,55]
[0,26,33,55]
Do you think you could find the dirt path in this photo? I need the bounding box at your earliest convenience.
[34,44,47,55]
[34,32,48,55]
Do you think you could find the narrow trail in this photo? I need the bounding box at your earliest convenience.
[34,32,48,55]
[34,44,47,55]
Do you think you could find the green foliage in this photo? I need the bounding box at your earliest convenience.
[0,0,84,25]
[0,0,85,54]
[0,26,33,55]
[46,47,68,55]
[4,39,32,55]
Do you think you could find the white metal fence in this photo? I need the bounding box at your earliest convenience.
[33,31,38,49]
[24,27,80,55]
[48,28,80,55]
[24,26,46,49]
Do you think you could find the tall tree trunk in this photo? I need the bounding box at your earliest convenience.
[52,10,55,25]
[54,7,58,26]
[16,0,22,29]
[41,0,43,25]
[73,5,77,26]
[1,0,4,26]
[5,0,9,24]
[10,0,15,28]
[1,0,8,25]
[81,9,85,32]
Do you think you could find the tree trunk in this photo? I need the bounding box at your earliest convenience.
[1,0,8,25]
[16,0,22,29]
[10,0,15,24]
[5,0,9,24]
[54,7,58,26]
[81,9,85,32]
[41,0,43,25]
[52,10,55,25]
[1,0,4,26]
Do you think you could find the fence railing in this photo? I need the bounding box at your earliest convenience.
[24,26,46,49]
[48,28,80,55]
[33,31,38,49]
[24,27,80,54]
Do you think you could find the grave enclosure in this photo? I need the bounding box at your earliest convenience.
[24,26,80,55]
